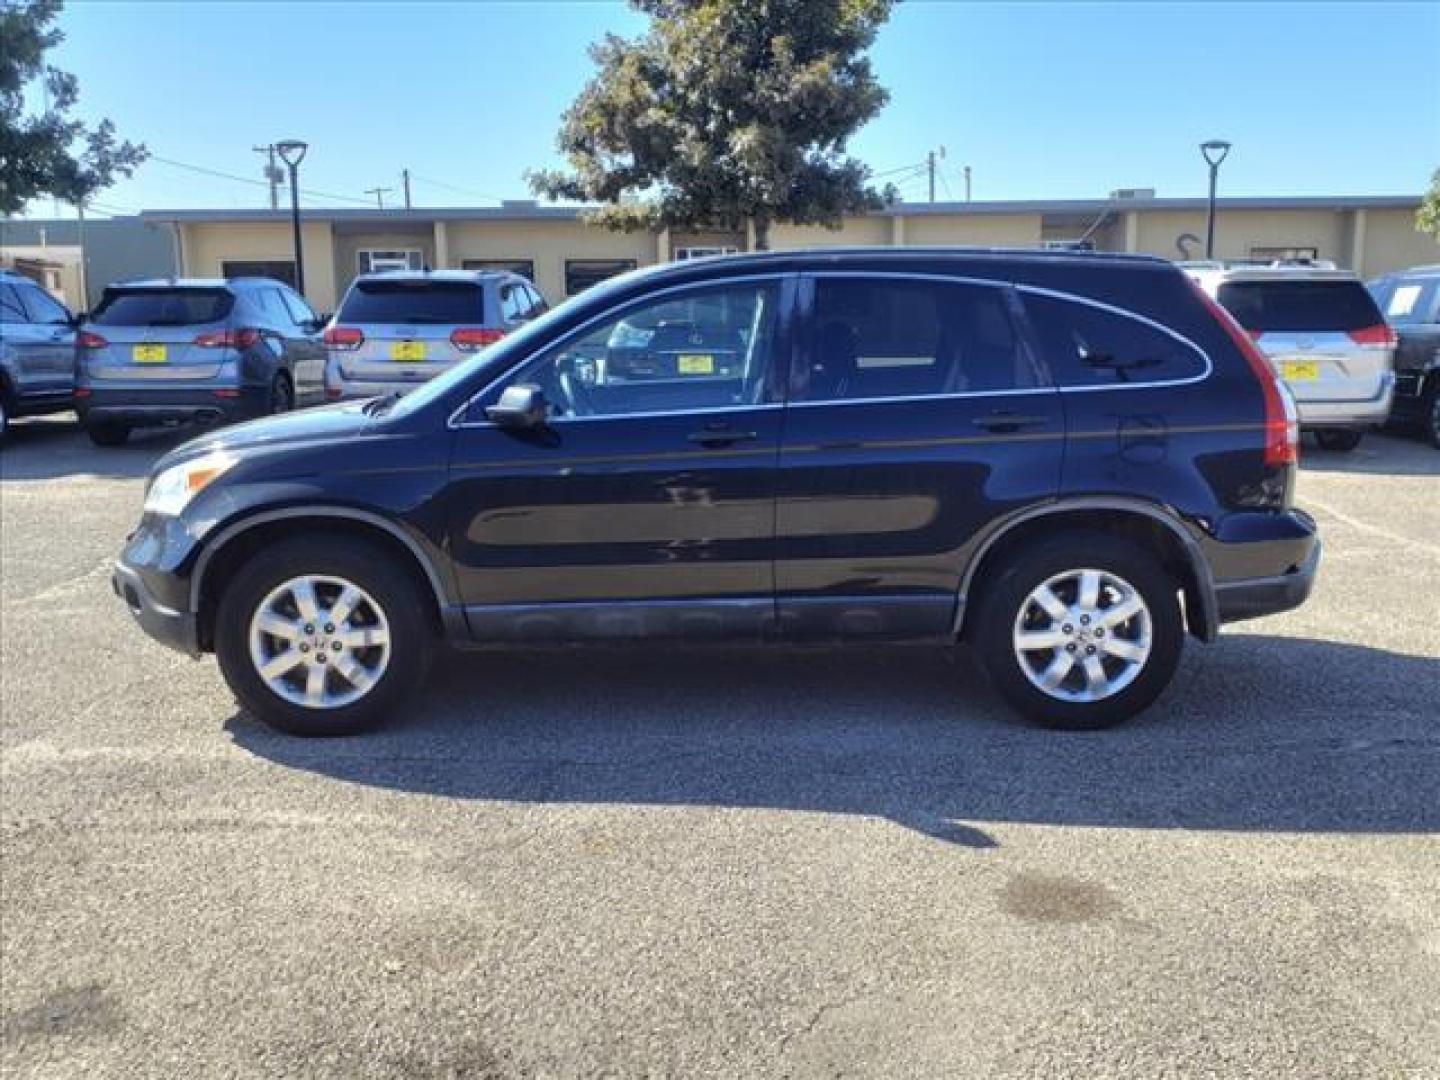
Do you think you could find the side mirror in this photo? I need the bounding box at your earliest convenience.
[485,383,549,428]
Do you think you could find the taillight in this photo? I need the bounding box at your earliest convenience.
[323,326,364,350]
[1192,283,1298,468]
[194,328,261,349]
[1345,323,1397,348]
[450,327,504,351]
[76,331,108,349]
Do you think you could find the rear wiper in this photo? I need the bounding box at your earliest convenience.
[362,391,401,417]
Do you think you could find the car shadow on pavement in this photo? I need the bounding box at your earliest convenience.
[226,633,1440,849]
[0,416,193,481]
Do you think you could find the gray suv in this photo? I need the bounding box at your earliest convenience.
[322,270,545,400]
[75,277,327,446]
[0,268,77,441]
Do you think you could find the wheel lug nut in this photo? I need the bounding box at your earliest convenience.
[1080,615,1090,625]
[332,641,342,651]
[317,653,327,664]
[1086,645,1096,654]
[299,643,310,653]
[1095,628,1105,638]
[1062,624,1073,634]
[304,624,314,635]
[1066,643,1076,653]
[324,624,335,634]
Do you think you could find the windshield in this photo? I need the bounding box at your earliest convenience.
[91,287,234,326]
[1216,280,1382,332]
[337,280,483,324]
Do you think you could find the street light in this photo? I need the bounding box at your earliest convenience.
[1200,139,1232,260]
[275,139,309,296]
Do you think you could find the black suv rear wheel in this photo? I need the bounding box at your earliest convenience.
[215,536,432,735]
[85,421,130,447]
[971,531,1183,730]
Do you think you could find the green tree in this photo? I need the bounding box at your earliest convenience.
[0,0,147,215]
[530,0,895,250]
[1418,168,1440,240]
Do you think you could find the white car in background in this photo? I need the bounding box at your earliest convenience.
[1184,261,1395,452]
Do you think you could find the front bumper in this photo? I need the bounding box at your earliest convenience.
[112,561,199,657]
[79,384,269,428]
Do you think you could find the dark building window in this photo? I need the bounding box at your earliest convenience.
[565,259,637,296]
[222,260,296,287]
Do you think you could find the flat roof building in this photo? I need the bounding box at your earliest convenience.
[9,192,1436,313]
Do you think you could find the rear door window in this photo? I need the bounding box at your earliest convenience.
[1020,293,1208,387]
[1,284,33,324]
[337,281,483,324]
[1216,280,1382,332]
[91,288,235,326]
[799,278,1039,402]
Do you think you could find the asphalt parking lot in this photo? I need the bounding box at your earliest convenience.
[2,416,1437,1078]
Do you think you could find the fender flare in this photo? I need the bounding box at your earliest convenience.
[952,496,1218,642]
[189,505,456,618]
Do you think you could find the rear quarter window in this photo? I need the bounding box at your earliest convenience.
[92,288,234,326]
[1216,280,1382,332]
[338,281,484,324]
[1020,292,1208,387]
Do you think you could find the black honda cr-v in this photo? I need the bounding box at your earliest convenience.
[112,248,1320,735]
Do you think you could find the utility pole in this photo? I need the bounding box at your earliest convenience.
[963,165,972,202]
[253,144,281,210]
[926,146,946,203]
[365,187,393,210]
[402,169,412,210]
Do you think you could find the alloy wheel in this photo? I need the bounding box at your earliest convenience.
[247,574,391,709]
[1012,568,1153,703]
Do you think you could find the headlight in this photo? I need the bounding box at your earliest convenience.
[143,452,237,516]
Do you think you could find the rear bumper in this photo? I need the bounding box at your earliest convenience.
[1293,372,1394,428]
[78,385,268,427]
[112,561,199,657]
[1210,510,1321,626]
[325,374,435,401]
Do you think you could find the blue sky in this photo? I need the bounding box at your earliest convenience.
[29,0,1440,219]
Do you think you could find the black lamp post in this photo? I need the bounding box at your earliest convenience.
[1200,139,1231,260]
[275,139,309,295]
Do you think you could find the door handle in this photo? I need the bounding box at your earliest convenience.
[687,426,758,446]
[972,411,1048,433]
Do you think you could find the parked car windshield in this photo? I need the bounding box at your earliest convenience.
[1216,280,1381,332]
[338,280,483,324]
[91,287,235,327]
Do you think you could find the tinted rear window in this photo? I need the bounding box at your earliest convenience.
[92,288,234,327]
[338,281,483,324]
[1216,280,1381,332]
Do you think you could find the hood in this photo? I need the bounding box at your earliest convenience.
[154,401,376,472]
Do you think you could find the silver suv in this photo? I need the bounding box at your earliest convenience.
[0,268,77,441]
[1185,261,1395,452]
[322,270,546,400]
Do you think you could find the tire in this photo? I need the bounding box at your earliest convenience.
[1314,428,1363,453]
[85,420,130,447]
[269,372,295,415]
[0,382,10,443]
[969,531,1184,730]
[1422,380,1440,450]
[214,535,432,735]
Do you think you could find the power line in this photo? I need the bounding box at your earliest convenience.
[148,153,374,206]
[407,172,509,202]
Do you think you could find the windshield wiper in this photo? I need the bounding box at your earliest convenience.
[362,391,401,417]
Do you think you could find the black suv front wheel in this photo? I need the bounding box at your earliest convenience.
[215,536,432,735]
[972,532,1184,730]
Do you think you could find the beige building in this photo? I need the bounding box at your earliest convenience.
[143,194,1438,313]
